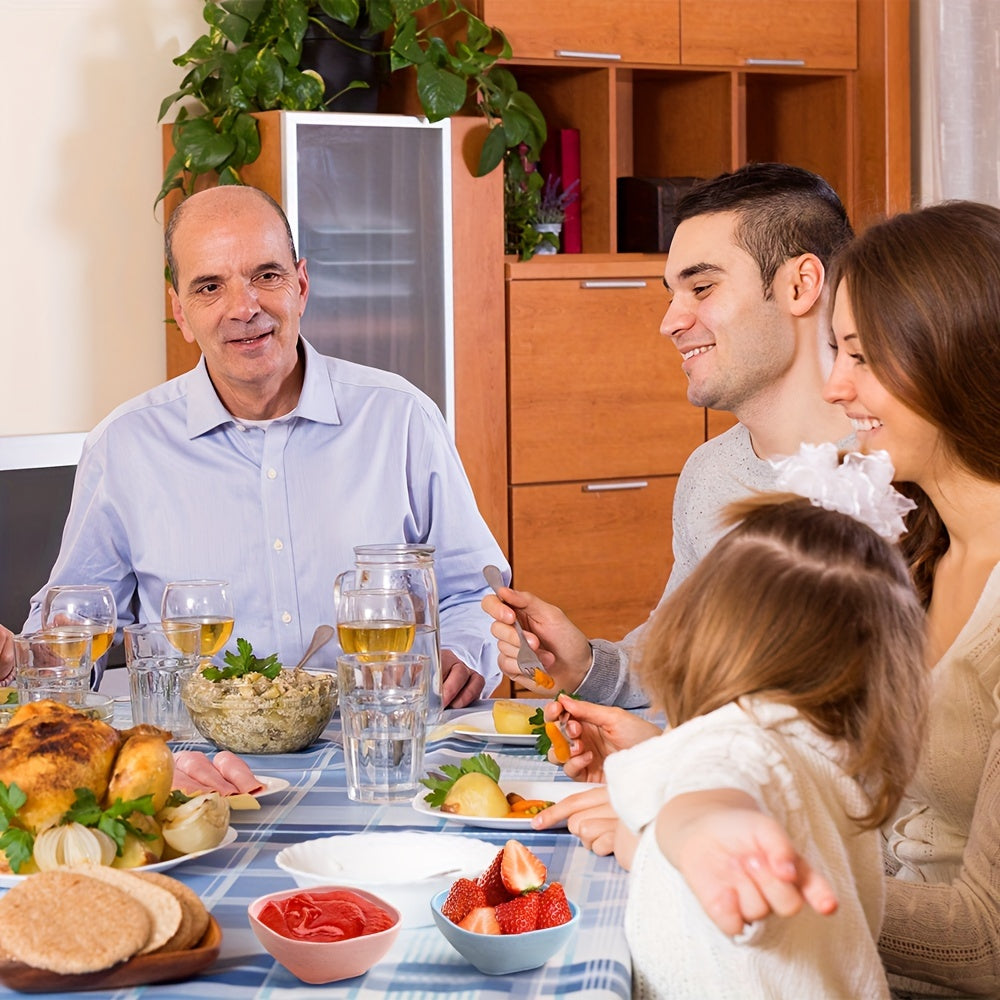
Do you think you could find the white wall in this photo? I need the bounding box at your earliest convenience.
[0,0,205,436]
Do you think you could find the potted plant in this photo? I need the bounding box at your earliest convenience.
[156,0,547,258]
[531,174,580,255]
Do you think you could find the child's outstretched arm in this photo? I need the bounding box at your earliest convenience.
[654,789,840,936]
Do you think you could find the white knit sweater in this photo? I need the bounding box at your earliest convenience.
[606,699,890,1000]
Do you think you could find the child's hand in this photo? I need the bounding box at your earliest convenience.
[546,694,660,782]
[655,789,839,936]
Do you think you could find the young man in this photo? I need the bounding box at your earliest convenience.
[3,186,507,706]
[484,163,854,707]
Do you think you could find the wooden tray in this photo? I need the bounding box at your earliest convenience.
[0,916,221,993]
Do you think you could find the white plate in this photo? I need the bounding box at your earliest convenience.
[252,775,290,799]
[0,827,239,887]
[448,706,546,746]
[411,779,585,830]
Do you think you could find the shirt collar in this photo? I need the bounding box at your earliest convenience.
[184,337,341,439]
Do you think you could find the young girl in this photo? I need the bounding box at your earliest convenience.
[604,470,928,999]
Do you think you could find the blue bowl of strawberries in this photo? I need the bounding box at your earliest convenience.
[429,839,580,975]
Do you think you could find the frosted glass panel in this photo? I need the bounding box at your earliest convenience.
[284,114,453,424]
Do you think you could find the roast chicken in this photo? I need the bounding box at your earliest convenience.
[0,701,173,835]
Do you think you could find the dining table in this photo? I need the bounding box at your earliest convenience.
[0,695,633,999]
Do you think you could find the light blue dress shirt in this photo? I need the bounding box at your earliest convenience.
[26,339,508,690]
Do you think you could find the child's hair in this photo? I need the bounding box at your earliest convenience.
[635,494,927,829]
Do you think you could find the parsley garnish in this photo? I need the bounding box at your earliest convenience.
[202,636,281,682]
[0,782,33,873]
[420,752,501,808]
[61,788,157,855]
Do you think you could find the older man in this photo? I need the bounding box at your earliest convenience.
[3,186,506,706]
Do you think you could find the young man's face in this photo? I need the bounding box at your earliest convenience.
[660,211,796,416]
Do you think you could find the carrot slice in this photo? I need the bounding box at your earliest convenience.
[545,721,571,763]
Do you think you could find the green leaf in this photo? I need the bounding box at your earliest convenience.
[477,125,507,176]
[316,0,360,28]
[0,829,33,874]
[415,63,467,120]
[0,782,27,829]
[61,788,158,854]
[209,637,281,681]
[420,752,501,807]
[366,0,395,34]
[389,15,424,66]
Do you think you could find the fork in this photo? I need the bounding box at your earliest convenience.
[482,565,556,692]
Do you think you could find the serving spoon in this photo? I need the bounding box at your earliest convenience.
[292,624,336,672]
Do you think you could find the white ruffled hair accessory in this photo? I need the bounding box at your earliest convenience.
[770,442,916,541]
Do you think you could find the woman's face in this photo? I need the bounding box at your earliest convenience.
[824,280,944,485]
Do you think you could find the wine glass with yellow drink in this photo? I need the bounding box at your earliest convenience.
[160,580,235,667]
[337,588,416,656]
[41,585,117,669]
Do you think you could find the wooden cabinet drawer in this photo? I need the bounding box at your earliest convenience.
[508,272,703,484]
[680,0,857,69]
[478,1,680,65]
[511,476,676,641]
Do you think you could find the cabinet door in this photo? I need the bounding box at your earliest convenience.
[680,0,857,69]
[511,477,676,641]
[478,1,680,65]
[508,273,702,484]
[282,112,455,426]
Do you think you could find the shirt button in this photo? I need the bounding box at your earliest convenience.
[267,468,277,480]
[281,612,292,623]
[273,539,284,551]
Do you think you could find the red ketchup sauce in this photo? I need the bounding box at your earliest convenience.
[258,889,396,942]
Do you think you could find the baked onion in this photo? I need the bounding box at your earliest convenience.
[158,792,230,855]
[33,822,117,870]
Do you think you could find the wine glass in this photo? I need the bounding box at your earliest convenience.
[336,587,416,655]
[160,580,235,665]
[41,585,117,665]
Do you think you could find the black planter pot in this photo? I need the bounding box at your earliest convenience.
[300,13,388,112]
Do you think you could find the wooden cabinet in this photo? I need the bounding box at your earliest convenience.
[680,0,858,69]
[505,256,701,640]
[472,0,909,248]
[479,1,680,64]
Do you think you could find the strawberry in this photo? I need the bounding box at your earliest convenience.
[495,890,541,935]
[441,878,486,924]
[536,881,572,929]
[477,848,513,906]
[458,906,501,935]
[500,839,547,895]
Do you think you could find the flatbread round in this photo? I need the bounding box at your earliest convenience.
[136,870,210,952]
[72,864,182,954]
[0,870,151,973]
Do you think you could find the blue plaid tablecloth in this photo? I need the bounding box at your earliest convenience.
[0,708,631,999]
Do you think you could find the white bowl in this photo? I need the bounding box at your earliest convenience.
[275,831,499,927]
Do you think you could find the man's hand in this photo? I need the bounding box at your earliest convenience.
[531,784,625,861]
[547,694,661,782]
[480,587,592,693]
[0,625,15,684]
[655,789,839,936]
[440,648,485,708]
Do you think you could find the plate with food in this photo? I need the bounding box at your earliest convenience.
[0,827,239,888]
[171,749,291,810]
[441,700,547,747]
[413,753,587,831]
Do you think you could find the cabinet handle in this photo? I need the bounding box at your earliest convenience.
[744,58,806,67]
[554,49,622,61]
[583,481,649,492]
[580,280,648,289]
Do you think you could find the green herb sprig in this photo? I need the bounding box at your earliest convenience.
[61,789,158,855]
[530,691,580,759]
[0,782,33,873]
[420,752,500,808]
[203,637,281,682]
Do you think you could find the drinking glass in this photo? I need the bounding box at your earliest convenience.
[123,622,201,739]
[40,585,117,665]
[160,580,235,666]
[14,627,93,705]
[337,652,429,802]
[336,586,416,656]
